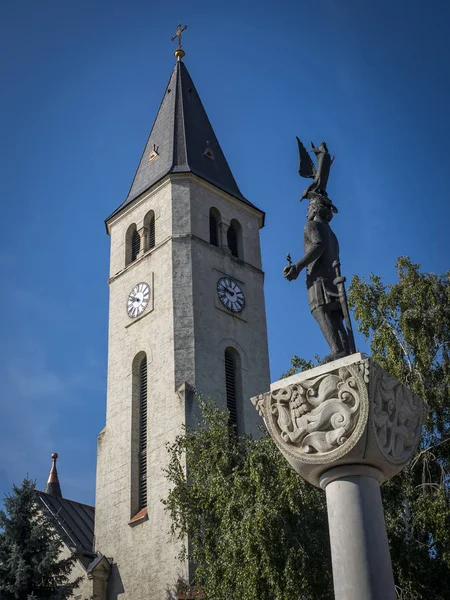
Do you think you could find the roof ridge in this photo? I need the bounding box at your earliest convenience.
[172,60,189,171]
[38,490,95,510]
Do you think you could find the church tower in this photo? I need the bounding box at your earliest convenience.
[95,40,270,598]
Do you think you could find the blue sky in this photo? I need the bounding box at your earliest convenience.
[1,0,450,506]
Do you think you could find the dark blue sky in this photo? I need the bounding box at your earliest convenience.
[1,0,449,505]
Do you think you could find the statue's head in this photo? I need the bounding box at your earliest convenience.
[320,141,328,152]
[308,200,332,222]
[307,197,337,222]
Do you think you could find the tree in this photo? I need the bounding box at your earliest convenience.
[164,399,332,600]
[165,257,450,599]
[0,478,80,600]
[348,256,450,599]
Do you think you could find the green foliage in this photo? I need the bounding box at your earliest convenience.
[165,256,450,599]
[348,256,450,599]
[0,478,81,600]
[164,399,333,600]
[280,356,318,379]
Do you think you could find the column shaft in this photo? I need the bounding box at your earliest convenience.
[323,471,395,600]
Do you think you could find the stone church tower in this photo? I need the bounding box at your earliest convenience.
[95,45,270,598]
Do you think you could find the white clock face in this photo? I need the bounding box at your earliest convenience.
[217,277,245,313]
[127,282,150,318]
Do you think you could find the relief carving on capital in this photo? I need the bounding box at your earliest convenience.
[258,361,369,460]
[371,364,427,464]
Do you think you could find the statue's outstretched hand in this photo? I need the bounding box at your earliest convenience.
[284,263,302,281]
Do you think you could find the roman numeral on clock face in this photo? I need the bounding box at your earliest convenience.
[127,282,151,318]
[216,277,245,313]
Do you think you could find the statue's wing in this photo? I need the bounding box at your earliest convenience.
[296,137,316,179]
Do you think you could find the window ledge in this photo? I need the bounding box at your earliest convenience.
[128,507,148,526]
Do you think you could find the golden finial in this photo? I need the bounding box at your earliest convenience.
[48,453,59,481]
[171,23,187,61]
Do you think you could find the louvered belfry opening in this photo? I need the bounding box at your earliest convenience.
[209,208,219,247]
[131,229,141,262]
[227,223,238,257]
[138,357,148,510]
[225,349,238,429]
[148,215,155,249]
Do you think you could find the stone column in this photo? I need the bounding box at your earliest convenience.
[219,221,231,254]
[320,465,395,600]
[137,226,147,258]
[252,353,427,600]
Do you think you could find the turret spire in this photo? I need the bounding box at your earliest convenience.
[44,453,62,498]
[107,50,262,223]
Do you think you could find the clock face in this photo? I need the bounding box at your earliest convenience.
[217,277,245,313]
[127,282,150,318]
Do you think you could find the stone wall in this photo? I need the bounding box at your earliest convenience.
[95,173,270,598]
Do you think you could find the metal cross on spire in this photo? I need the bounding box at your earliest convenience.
[171,23,188,61]
[172,22,187,48]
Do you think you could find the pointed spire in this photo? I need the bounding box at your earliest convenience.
[107,55,262,223]
[44,453,62,498]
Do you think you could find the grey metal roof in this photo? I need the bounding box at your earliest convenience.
[36,491,95,569]
[107,60,262,222]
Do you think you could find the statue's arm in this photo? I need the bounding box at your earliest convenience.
[296,223,324,269]
[296,243,323,271]
[284,222,324,281]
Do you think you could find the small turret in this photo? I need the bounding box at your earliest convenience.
[44,453,62,498]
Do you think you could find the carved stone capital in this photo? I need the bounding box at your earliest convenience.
[251,353,428,487]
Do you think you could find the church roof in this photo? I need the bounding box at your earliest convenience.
[36,491,96,569]
[107,58,261,222]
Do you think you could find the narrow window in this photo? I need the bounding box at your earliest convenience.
[131,229,141,262]
[227,219,243,258]
[125,223,138,266]
[144,210,156,251]
[209,208,220,247]
[148,214,155,249]
[225,348,238,430]
[138,357,148,510]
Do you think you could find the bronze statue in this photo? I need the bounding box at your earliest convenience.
[284,138,356,364]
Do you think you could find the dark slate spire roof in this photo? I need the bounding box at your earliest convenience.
[44,453,62,498]
[107,60,261,221]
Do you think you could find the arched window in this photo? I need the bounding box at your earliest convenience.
[144,211,156,250]
[209,207,221,247]
[125,224,140,266]
[227,219,242,258]
[137,356,148,510]
[131,352,148,516]
[224,347,241,431]
[131,230,140,262]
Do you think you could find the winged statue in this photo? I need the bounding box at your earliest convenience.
[297,137,334,200]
